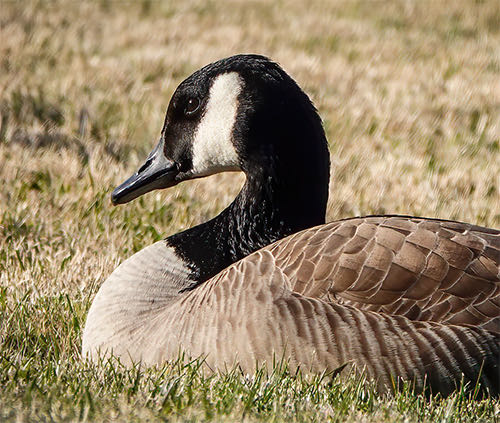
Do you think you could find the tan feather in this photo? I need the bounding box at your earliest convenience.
[269,216,500,332]
[83,217,500,396]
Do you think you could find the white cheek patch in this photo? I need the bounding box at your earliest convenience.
[191,72,242,176]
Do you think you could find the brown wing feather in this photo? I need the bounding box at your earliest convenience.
[266,216,500,331]
[169,250,499,395]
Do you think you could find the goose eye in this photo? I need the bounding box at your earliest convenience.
[184,97,200,115]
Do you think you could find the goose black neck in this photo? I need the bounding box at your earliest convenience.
[167,174,325,285]
[168,81,330,285]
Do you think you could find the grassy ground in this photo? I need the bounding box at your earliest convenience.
[1,0,499,421]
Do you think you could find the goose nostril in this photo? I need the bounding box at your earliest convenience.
[138,157,154,174]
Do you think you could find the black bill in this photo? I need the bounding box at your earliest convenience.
[111,138,179,205]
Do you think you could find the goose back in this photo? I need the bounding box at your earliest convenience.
[267,216,500,332]
[83,215,500,396]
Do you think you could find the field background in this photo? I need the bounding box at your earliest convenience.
[1,0,499,421]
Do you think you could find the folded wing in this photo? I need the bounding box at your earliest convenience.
[267,216,500,332]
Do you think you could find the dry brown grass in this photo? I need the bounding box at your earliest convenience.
[1,1,499,421]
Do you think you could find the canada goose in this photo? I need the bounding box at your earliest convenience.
[82,54,500,396]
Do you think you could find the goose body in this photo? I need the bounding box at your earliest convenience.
[82,55,500,395]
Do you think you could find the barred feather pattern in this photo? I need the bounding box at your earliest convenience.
[267,216,500,332]
[82,216,500,395]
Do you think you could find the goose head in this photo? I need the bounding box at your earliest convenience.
[111,54,330,222]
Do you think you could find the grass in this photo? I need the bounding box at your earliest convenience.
[0,0,499,421]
